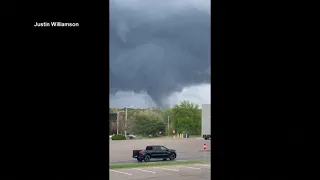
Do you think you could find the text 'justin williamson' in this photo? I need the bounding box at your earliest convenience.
[34,22,79,27]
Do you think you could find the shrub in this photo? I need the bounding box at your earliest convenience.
[111,134,126,140]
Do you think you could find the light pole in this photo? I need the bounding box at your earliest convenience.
[125,105,134,138]
[117,112,119,135]
[117,110,125,135]
[125,106,127,138]
[167,116,170,136]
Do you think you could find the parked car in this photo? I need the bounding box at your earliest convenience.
[128,134,137,139]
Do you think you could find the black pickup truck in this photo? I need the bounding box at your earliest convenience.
[132,145,177,162]
[203,134,211,140]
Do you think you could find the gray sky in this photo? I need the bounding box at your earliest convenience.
[110,84,211,108]
[110,0,211,108]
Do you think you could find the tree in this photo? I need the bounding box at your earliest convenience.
[160,108,174,135]
[171,100,201,135]
[109,109,118,134]
[132,110,166,136]
[108,108,139,135]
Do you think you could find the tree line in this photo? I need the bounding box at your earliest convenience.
[109,100,202,136]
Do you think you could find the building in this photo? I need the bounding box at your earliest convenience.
[201,104,211,137]
[109,113,117,120]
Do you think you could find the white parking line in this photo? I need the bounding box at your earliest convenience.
[194,164,210,167]
[132,168,156,173]
[110,170,132,175]
[153,167,179,171]
[176,166,202,170]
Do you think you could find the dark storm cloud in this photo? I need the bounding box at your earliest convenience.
[110,0,211,107]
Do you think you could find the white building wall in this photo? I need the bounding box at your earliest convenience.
[201,104,211,137]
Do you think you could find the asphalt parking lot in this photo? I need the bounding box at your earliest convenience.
[109,138,211,164]
[110,163,211,180]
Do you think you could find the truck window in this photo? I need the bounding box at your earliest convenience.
[146,146,153,150]
[153,146,161,151]
[160,146,167,151]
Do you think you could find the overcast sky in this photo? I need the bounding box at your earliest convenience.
[110,0,211,109]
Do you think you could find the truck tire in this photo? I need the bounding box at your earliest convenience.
[169,153,176,161]
[144,155,151,162]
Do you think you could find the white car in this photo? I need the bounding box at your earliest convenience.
[128,134,136,138]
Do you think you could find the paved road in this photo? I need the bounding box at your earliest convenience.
[110,138,211,164]
[110,152,211,164]
[110,163,211,180]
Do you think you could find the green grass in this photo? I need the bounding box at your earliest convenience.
[188,135,201,138]
[133,135,167,139]
[109,160,209,169]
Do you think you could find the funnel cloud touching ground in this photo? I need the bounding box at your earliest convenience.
[110,0,211,108]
